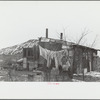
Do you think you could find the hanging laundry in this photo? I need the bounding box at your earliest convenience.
[62,61,71,71]
[47,55,51,68]
[39,45,48,59]
[50,57,55,67]
[55,52,63,68]
[39,45,69,69]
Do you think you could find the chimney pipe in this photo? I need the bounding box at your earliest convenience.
[60,33,63,40]
[46,28,48,38]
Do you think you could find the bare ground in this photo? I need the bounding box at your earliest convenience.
[0,69,100,82]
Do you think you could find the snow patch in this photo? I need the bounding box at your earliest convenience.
[74,71,100,78]
[72,79,84,82]
[0,39,38,55]
[85,71,100,78]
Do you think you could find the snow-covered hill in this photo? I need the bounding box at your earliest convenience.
[0,39,38,55]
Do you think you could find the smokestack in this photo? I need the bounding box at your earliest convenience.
[60,33,63,40]
[46,28,48,38]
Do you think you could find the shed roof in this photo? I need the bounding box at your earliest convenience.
[39,37,99,51]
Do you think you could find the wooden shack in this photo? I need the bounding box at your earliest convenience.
[72,44,98,74]
[22,29,98,75]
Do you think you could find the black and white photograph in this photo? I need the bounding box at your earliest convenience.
[1,1,100,99]
[0,1,100,83]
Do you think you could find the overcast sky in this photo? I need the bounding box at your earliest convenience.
[0,1,100,50]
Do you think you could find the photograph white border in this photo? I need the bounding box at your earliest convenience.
[0,1,100,99]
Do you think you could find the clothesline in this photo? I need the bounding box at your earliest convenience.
[39,45,70,68]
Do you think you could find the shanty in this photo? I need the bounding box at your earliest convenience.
[15,28,99,82]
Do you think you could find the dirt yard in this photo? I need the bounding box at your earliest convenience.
[0,69,44,82]
[0,69,72,82]
[0,69,100,82]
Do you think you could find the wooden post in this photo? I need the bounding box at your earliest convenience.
[83,69,84,81]
[82,51,85,81]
